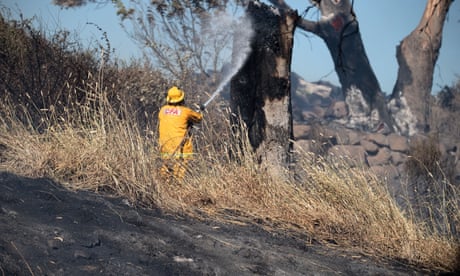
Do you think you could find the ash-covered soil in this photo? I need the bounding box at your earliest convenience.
[0,171,439,275]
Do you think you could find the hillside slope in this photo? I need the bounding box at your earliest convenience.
[0,171,434,275]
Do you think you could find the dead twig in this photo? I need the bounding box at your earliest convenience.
[10,241,34,276]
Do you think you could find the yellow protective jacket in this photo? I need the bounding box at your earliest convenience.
[158,104,203,158]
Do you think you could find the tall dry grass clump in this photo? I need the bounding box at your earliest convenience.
[1,82,459,271]
[162,127,459,271]
[403,135,459,241]
[0,77,161,206]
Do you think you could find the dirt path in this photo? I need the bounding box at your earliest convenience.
[0,171,433,275]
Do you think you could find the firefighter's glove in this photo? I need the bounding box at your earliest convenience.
[195,104,205,113]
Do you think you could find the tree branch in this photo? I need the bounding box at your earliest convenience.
[266,0,291,10]
[267,0,320,34]
[296,18,320,34]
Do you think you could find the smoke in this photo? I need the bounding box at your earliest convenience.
[388,93,417,136]
[203,12,254,108]
[344,86,380,131]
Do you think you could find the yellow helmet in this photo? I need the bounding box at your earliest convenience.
[166,86,185,104]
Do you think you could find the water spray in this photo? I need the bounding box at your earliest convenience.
[201,13,254,109]
[202,69,234,109]
[202,84,223,109]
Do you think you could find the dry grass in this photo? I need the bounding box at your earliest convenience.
[2,9,458,273]
[0,83,160,206]
[0,84,459,272]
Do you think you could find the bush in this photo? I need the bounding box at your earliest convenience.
[404,134,459,237]
[431,78,460,137]
[0,10,174,135]
[0,11,98,128]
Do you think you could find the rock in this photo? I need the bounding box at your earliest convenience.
[391,151,407,166]
[301,111,319,120]
[312,106,326,118]
[347,131,362,146]
[293,124,311,139]
[360,140,379,155]
[388,134,409,153]
[370,165,400,183]
[329,145,367,166]
[47,238,62,250]
[74,250,92,260]
[331,127,358,145]
[320,127,336,139]
[408,134,427,146]
[367,147,392,166]
[365,133,388,147]
[82,237,101,248]
[327,101,347,118]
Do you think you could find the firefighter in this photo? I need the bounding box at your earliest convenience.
[158,86,203,180]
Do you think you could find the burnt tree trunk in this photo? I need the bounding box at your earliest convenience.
[270,0,393,131]
[391,0,453,134]
[230,1,297,174]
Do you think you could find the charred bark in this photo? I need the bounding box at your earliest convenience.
[391,0,453,134]
[270,0,394,131]
[230,1,297,173]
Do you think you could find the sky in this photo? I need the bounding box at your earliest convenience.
[2,0,459,95]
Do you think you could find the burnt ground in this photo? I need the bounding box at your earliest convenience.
[0,171,447,275]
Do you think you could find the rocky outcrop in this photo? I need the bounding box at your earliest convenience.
[293,121,460,213]
[291,73,459,237]
[291,77,460,189]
